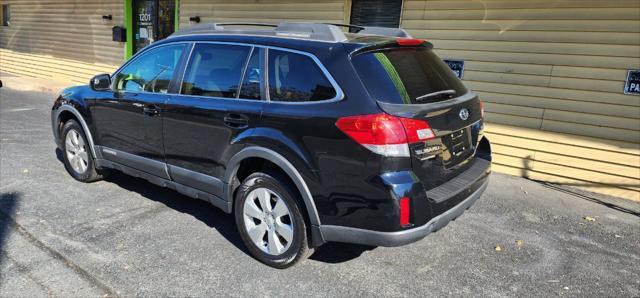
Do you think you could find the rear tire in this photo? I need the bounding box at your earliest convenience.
[61,120,107,182]
[234,171,313,268]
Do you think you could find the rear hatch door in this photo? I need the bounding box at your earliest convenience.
[351,44,484,190]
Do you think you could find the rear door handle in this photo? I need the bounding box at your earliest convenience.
[143,104,160,117]
[223,113,249,128]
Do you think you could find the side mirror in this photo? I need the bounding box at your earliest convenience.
[90,74,111,91]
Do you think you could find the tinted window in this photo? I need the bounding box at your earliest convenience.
[238,49,262,100]
[268,49,336,102]
[181,44,251,98]
[352,47,468,104]
[114,44,185,93]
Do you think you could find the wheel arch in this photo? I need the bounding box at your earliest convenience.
[224,146,321,228]
[53,105,98,158]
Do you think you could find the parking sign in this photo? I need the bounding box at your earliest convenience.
[624,70,640,95]
[443,60,465,79]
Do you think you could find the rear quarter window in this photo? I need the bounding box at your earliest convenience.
[267,49,336,102]
[351,47,468,104]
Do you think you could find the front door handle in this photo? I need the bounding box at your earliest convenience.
[143,104,160,117]
[223,113,249,129]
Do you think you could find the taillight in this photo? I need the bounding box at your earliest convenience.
[335,113,435,157]
[399,197,410,226]
[396,38,425,46]
[479,100,485,119]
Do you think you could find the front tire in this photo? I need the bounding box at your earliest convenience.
[61,120,106,182]
[234,171,312,268]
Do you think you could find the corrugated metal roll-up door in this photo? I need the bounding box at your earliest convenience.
[350,0,402,28]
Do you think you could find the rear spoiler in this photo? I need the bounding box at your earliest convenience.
[350,39,434,56]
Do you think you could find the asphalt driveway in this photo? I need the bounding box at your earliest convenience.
[0,73,639,297]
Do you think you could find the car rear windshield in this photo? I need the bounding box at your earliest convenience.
[351,47,468,104]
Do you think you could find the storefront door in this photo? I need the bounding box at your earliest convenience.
[133,0,176,53]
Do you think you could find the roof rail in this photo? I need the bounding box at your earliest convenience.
[358,26,412,38]
[324,23,413,38]
[214,22,278,28]
[275,22,347,42]
[169,22,277,36]
[169,22,411,41]
[325,23,412,38]
[323,23,366,32]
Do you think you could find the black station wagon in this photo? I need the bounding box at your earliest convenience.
[51,22,491,268]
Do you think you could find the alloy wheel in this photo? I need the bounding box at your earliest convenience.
[65,129,89,174]
[242,187,294,255]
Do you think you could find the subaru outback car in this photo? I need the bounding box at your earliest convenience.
[51,22,491,268]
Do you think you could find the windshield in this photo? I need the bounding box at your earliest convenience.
[352,47,468,104]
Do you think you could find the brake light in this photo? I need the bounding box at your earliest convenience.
[479,100,485,118]
[399,197,410,226]
[335,113,435,157]
[396,38,425,46]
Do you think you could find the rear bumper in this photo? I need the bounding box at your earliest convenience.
[319,169,489,247]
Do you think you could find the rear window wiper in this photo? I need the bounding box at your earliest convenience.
[415,89,456,102]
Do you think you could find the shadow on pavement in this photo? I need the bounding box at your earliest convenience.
[309,242,376,263]
[0,192,19,286]
[104,171,248,253]
[56,148,374,263]
[102,168,370,264]
[541,182,640,217]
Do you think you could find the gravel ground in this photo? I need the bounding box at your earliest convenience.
[1,73,639,297]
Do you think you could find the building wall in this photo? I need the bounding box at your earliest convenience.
[0,0,638,200]
[402,0,640,200]
[178,0,348,28]
[0,0,123,83]
[0,0,348,83]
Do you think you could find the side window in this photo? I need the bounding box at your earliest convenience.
[268,49,336,102]
[181,43,251,98]
[238,49,262,100]
[114,44,186,93]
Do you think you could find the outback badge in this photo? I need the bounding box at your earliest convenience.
[415,144,442,160]
[459,108,470,121]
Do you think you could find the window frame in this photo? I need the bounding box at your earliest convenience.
[264,47,341,103]
[2,4,10,27]
[110,42,191,95]
[349,0,403,29]
[173,41,344,104]
[236,47,267,101]
[177,43,257,100]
